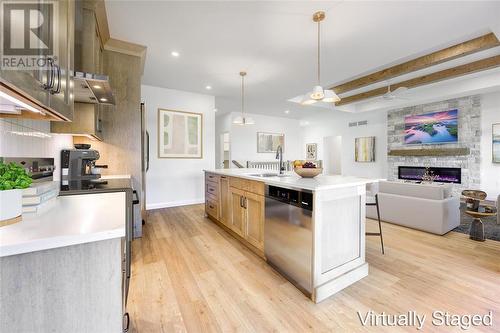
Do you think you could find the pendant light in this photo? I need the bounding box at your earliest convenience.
[233,71,254,125]
[299,11,340,105]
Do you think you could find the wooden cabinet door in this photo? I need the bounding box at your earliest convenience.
[229,187,245,237]
[220,176,230,226]
[244,192,265,251]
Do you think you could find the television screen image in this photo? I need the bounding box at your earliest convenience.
[404,109,458,144]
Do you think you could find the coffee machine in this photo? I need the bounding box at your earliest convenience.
[61,149,103,183]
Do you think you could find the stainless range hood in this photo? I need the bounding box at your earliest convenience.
[73,71,116,105]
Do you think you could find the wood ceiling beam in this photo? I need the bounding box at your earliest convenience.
[331,33,500,94]
[335,55,500,106]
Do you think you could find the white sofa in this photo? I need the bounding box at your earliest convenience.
[367,181,460,235]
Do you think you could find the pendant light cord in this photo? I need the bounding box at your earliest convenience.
[317,19,321,86]
[241,74,245,118]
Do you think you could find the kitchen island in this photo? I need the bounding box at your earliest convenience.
[0,192,127,332]
[204,169,374,303]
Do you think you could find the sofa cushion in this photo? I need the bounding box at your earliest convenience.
[379,181,453,200]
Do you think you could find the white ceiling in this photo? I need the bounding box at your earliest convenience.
[106,1,500,119]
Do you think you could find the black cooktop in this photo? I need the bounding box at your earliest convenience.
[59,178,132,196]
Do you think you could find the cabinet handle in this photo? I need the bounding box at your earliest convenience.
[52,64,61,94]
[243,197,247,209]
[43,57,54,90]
[240,196,243,207]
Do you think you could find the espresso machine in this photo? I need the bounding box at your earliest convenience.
[60,148,108,190]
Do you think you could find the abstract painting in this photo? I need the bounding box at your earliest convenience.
[257,132,284,153]
[404,109,458,145]
[158,109,202,158]
[306,143,317,160]
[493,123,500,163]
[355,136,375,162]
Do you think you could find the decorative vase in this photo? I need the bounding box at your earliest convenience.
[0,189,22,226]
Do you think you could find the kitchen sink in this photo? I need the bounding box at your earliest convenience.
[248,173,279,177]
[247,173,291,178]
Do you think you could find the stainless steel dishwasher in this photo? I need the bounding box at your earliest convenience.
[264,185,313,296]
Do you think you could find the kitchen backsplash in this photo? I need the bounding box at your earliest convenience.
[0,118,73,180]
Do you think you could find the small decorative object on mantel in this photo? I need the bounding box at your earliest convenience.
[306,143,317,160]
[293,160,323,178]
[421,167,438,183]
[355,136,375,162]
[0,161,32,227]
[493,123,500,163]
[158,109,203,159]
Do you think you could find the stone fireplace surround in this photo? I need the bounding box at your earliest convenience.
[387,95,481,196]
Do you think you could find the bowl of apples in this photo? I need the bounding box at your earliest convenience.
[293,160,323,178]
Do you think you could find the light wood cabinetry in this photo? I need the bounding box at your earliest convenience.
[229,187,246,237]
[0,0,74,121]
[219,176,230,226]
[51,103,103,140]
[205,172,265,255]
[75,1,104,75]
[244,192,265,250]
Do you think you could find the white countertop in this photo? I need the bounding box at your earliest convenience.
[0,192,126,257]
[205,168,376,191]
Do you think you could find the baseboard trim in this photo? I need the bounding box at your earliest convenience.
[146,199,204,210]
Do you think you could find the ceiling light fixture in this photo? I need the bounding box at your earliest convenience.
[284,110,290,114]
[205,85,212,90]
[298,11,340,106]
[171,51,180,57]
[100,97,108,102]
[233,71,254,125]
[93,85,102,89]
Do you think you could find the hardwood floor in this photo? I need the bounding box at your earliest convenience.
[128,204,500,332]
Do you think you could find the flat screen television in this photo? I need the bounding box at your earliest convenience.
[404,109,458,144]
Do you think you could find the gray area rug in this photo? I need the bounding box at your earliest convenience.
[453,203,499,241]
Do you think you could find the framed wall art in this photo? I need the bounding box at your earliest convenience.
[257,132,284,153]
[493,123,500,163]
[306,143,317,160]
[355,136,375,162]
[158,109,203,159]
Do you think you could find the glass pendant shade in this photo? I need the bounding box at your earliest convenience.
[322,89,341,103]
[300,94,317,105]
[233,115,254,125]
[233,116,243,124]
[310,85,325,100]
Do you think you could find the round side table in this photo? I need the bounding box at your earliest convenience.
[465,205,497,241]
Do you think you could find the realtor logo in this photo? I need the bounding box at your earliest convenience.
[1,0,58,69]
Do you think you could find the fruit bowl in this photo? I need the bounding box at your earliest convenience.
[294,167,323,178]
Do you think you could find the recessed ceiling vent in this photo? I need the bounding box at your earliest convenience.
[348,120,368,127]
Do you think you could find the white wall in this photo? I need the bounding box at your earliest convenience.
[218,112,302,167]
[480,91,500,201]
[0,119,73,180]
[300,110,388,179]
[142,85,215,209]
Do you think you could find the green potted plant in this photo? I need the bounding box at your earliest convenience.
[0,162,32,225]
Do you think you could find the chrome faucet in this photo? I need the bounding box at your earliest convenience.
[276,145,284,175]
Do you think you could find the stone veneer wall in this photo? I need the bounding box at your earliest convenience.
[387,95,481,196]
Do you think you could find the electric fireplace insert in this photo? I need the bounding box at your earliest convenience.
[398,166,461,184]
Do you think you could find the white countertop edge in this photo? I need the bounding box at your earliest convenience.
[0,228,125,258]
[204,169,376,191]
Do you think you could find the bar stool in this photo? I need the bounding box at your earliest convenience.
[366,194,385,254]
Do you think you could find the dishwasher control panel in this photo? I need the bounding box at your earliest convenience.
[267,185,313,211]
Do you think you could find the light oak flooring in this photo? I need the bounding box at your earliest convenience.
[128,204,500,332]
